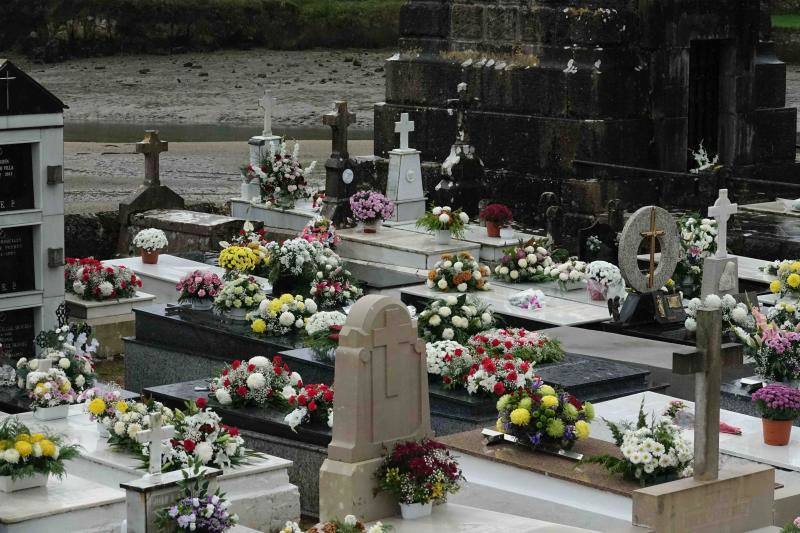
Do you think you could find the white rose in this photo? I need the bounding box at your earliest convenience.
[510,270,519,280]
[473,271,482,280]
[527,254,537,264]
[290,372,303,386]
[518,259,528,268]
[428,315,442,327]
[457,283,468,292]
[437,279,448,290]
[29,359,38,370]
[442,328,454,340]
[500,267,509,275]
[446,296,458,306]
[438,306,452,317]
[75,375,85,388]
[481,312,492,324]
[453,261,464,272]
[246,372,266,389]
[559,272,569,281]
[443,261,452,268]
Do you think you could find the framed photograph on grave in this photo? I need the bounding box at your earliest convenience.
[0,143,34,212]
[0,308,35,359]
[0,226,35,294]
[652,292,686,325]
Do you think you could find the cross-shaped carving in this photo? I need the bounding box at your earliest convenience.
[133,413,176,478]
[672,307,743,481]
[322,101,356,159]
[259,90,275,137]
[394,113,415,151]
[134,130,168,187]
[708,189,738,259]
[0,70,16,111]
[372,308,417,398]
[640,207,665,290]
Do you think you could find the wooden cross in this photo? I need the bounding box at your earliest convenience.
[258,90,275,137]
[372,308,417,398]
[0,70,16,111]
[134,130,168,187]
[707,189,738,259]
[133,413,176,478]
[322,101,356,160]
[672,308,743,481]
[394,113,415,151]
[640,207,665,290]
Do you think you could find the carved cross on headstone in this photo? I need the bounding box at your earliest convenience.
[323,101,356,159]
[258,90,275,137]
[134,130,168,188]
[0,70,16,111]
[134,413,176,478]
[672,307,743,481]
[394,113,415,151]
[708,189,738,259]
[640,207,666,289]
[372,308,418,398]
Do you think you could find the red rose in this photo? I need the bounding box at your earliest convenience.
[232,360,241,370]
[195,397,207,409]
[443,376,452,384]
[506,371,517,382]
[183,439,196,452]
[222,369,228,376]
[476,346,485,355]
[308,401,317,412]
[297,395,307,406]
[454,348,463,357]
[491,339,500,347]
[288,396,296,405]
[323,390,334,402]
[504,341,513,349]
[223,378,230,387]
[236,386,248,397]
[247,363,256,372]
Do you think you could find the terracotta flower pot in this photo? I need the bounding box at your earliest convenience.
[486,221,501,238]
[363,221,380,234]
[141,249,160,264]
[762,418,793,446]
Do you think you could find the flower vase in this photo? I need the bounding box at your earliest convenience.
[586,279,608,301]
[97,422,110,437]
[400,502,433,520]
[191,300,214,311]
[141,249,160,265]
[486,221,501,238]
[762,418,793,446]
[224,307,248,322]
[363,221,381,234]
[33,404,70,421]
[0,473,48,493]
[434,230,451,245]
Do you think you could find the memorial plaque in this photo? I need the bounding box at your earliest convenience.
[0,143,34,212]
[0,226,35,294]
[0,308,35,358]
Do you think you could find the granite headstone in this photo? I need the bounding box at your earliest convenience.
[0,225,34,294]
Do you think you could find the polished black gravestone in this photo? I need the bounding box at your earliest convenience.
[0,226,35,294]
[0,307,35,358]
[0,143,34,212]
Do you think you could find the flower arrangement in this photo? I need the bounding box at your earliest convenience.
[17,348,96,394]
[479,203,513,225]
[466,356,538,397]
[218,246,260,279]
[176,270,223,304]
[219,221,270,277]
[493,243,559,283]
[689,142,721,175]
[733,307,800,382]
[763,301,800,330]
[101,399,175,454]
[309,248,363,309]
[768,260,800,302]
[684,294,752,334]
[83,387,123,423]
[311,191,326,212]
[209,356,299,409]
[305,311,347,356]
[782,517,800,533]
[300,216,340,249]
[242,141,315,208]
[132,228,168,252]
[496,384,594,451]
[0,417,80,481]
[285,383,335,431]
[426,340,475,390]
[468,328,564,364]
[673,214,717,298]
[349,190,395,227]
[585,260,625,301]
[752,383,800,421]
[586,235,602,254]
[426,252,491,292]
[65,257,142,301]
[251,294,318,335]
[25,368,76,408]
[416,206,470,238]
[585,401,693,486]
[553,258,588,289]
[213,275,266,314]
[286,516,390,533]
[156,461,239,533]
[417,294,496,343]
[265,238,326,290]
[376,439,464,506]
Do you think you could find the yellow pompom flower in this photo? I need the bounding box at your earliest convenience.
[15,441,32,457]
[509,408,531,426]
[59,380,72,393]
[788,274,800,289]
[787,304,797,314]
[115,400,129,413]
[540,395,559,409]
[770,280,782,294]
[574,420,590,440]
[88,398,107,416]
[251,319,267,334]
[15,434,30,443]
[30,433,45,443]
[39,439,56,458]
[280,294,295,304]
[791,261,800,273]
[538,384,556,397]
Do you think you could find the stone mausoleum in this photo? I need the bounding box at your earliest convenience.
[374,0,795,229]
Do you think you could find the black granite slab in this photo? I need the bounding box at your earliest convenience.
[144,380,332,447]
[0,381,139,414]
[590,320,697,346]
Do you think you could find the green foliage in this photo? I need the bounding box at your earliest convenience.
[0,417,81,480]
[773,14,800,28]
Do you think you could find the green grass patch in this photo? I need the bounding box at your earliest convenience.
[773,14,800,28]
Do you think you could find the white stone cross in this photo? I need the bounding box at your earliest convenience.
[259,90,275,137]
[134,413,175,478]
[394,113,415,151]
[708,189,738,259]
[0,70,16,110]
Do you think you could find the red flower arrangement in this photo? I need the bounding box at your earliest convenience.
[377,439,464,505]
[65,257,142,301]
[285,383,335,430]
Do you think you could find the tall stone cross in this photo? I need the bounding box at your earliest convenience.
[707,189,738,259]
[258,90,275,137]
[0,70,16,111]
[323,101,356,159]
[672,307,743,481]
[373,308,419,397]
[640,207,666,290]
[134,413,176,478]
[134,130,168,188]
[394,113,415,151]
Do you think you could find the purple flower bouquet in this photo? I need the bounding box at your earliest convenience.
[349,190,395,231]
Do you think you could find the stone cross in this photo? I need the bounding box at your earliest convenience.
[372,308,419,397]
[672,307,743,481]
[394,113,415,151]
[707,189,738,259]
[134,413,176,478]
[258,90,275,137]
[446,83,479,145]
[322,101,356,159]
[0,70,16,111]
[640,207,666,289]
[134,130,168,187]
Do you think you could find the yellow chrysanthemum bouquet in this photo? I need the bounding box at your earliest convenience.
[0,417,80,486]
[218,245,261,280]
[768,260,800,302]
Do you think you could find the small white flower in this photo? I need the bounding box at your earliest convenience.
[59,358,70,369]
[457,283,468,292]
[458,212,469,224]
[432,207,442,216]
[437,279,449,290]
[442,328,454,340]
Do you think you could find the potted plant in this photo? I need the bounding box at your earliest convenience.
[479,203,513,238]
[133,228,168,264]
[416,206,469,244]
[752,383,800,446]
[65,257,142,301]
[0,417,80,493]
[218,245,261,281]
[177,270,223,311]
[212,275,266,321]
[349,190,395,233]
[26,367,76,420]
[377,439,464,519]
